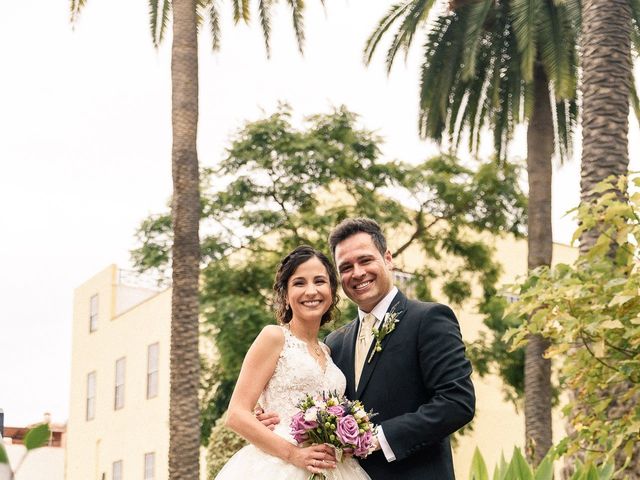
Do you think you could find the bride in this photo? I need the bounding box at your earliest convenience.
[216,245,371,479]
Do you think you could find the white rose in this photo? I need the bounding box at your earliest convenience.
[304,407,318,422]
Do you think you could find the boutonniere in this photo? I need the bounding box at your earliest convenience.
[367,303,402,363]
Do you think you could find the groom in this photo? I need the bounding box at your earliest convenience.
[324,217,475,479]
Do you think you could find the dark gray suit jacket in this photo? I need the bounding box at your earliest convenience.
[325,290,475,479]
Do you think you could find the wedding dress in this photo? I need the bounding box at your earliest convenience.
[215,326,371,480]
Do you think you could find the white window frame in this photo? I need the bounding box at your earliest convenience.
[112,460,122,480]
[147,343,159,399]
[114,357,126,410]
[89,294,99,332]
[86,371,96,421]
[144,452,155,480]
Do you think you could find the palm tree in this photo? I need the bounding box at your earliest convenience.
[364,0,579,464]
[579,1,638,475]
[579,0,637,251]
[70,1,309,478]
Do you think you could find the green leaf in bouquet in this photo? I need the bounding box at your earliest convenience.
[24,423,51,450]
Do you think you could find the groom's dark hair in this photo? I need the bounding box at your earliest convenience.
[329,217,387,257]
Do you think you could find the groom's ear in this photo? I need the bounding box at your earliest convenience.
[384,249,393,268]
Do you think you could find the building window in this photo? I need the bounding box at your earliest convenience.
[114,357,125,410]
[144,452,155,480]
[147,343,159,399]
[89,294,99,332]
[112,460,122,480]
[86,371,96,420]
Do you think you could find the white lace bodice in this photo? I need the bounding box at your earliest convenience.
[259,326,346,437]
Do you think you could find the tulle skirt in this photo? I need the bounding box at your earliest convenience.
[215,429,371,480]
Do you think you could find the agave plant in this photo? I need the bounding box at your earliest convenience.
[468,446,616,480]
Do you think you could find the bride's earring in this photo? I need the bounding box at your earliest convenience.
[286,304,290,311]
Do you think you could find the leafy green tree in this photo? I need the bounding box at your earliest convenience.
[132,105,527,443]
[507,175,640,475]
[71,2,317,477]
[364,0,580,462]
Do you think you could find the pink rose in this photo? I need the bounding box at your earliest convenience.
[290,411,317,444]
[354,430,373,458]
[327,405,344,417]
[336,415,359,446]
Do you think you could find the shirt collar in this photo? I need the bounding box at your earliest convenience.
[358,286,399,325]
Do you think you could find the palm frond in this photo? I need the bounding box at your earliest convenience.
[554,97,575,162]
[522,71,535,119]
[629,0,640,54]
[70,0,88,23]
[510,0,542,82]
[232,0,250,24]
[363,2,413,66]
[286,0,306,54]
[209,0,222,51]
[633,25,640,57]
[562,0,581,29]
[446,77,469,151]
[418,12,466,141]
[149,0,171,47]
[631,79,640,122]
[538,1,577,99]
[384,0,439,73]
[460,0,493,80]
[258,0,273,57]
[462,61,490,155]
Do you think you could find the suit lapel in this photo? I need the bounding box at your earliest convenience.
[355,291,408,399]
[342,318,359,400]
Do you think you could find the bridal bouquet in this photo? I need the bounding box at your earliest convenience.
[290,391,377,475]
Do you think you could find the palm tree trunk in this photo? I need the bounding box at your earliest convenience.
[169,0,201,479]
[577,2,636,477]
[524,62,554,466]
[580,0,631,252]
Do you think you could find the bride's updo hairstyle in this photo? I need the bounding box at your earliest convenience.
[273,245,339,326]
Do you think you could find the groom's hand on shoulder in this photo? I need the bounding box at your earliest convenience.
[254,406,280,430]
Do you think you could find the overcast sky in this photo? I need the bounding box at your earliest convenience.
[1,0,637,427]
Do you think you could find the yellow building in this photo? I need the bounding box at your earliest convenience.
[66,235,577,479]
[66,266,171,480]
[441,237,578,476]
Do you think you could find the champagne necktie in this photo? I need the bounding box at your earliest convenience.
[355,313,376,388]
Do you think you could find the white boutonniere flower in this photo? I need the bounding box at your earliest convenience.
[367,303,402,363]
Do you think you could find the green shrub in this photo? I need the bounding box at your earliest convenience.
[206,415,248,479]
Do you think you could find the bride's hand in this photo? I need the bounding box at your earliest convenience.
[288,443,337,474]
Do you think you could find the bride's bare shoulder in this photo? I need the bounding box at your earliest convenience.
[253,324,285,348]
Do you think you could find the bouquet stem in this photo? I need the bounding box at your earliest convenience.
[308,474,326,480]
